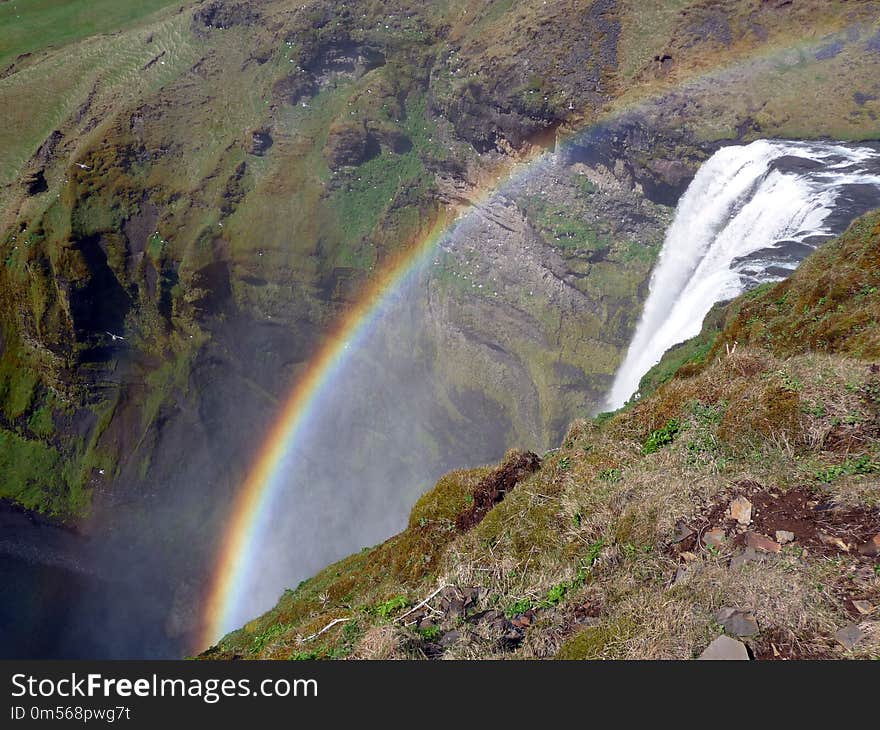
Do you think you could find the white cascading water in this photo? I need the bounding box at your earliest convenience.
[607,139,880,410]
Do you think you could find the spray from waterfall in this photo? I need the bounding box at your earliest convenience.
[606,139,880,411]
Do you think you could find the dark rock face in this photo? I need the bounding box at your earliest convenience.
[67,235,131,343]
[304,41,386,84]
[434,0,619,153]
[193,0,259,30]
[189,261,232,319]
[246,128,273,156]
[562,119,710,206]
[323,122,378,169]
[271,71,317,106]
[24,170,48,195]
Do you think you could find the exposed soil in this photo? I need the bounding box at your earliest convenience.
[455,451,541,531]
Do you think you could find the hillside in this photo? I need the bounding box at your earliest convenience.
[2,0,880,657]
[204,211,880,660]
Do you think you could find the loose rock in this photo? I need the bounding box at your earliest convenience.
[745,531,781,553]
[834,622,865,650]
[715,607,759,637]
[729,546,759,570]
[851,600,873,615]
[857,533,880,556]
[729,496,753,525]
[818,532,850,552]
[704,528,726,548]
[775,530,795,544]
[698,635,750,660]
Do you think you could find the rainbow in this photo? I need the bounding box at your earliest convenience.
[197,157,537,649]
[197,26,855,651]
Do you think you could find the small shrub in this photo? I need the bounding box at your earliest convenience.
[373,595,408,618]
[643,418,681,454]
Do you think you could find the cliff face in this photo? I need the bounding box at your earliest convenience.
[4,0,879,520]
[206,211,880,661]
[2,0,880,653]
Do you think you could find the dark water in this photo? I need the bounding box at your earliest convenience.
[0,503,183,658]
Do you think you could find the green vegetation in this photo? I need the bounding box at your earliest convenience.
[815,454,880,483]
[0,0,182,69]
[642,418,681,454]
[0,430,89,516]
[524,196,611,253]
[373,595,408,619]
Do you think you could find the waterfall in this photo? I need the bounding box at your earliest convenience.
[606,139,880,410]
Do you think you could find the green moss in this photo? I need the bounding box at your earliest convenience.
[0,429,87,516]
[0,366,39,419]
[27,403,55,438]
[555,618,636,660]
[408,466,491,528]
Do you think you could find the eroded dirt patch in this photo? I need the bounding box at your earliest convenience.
[455,451,541,531]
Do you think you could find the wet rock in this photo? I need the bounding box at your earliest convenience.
[775,530,795,544]
[857,533,880,556]
[704,528,726,548]
[715,607,759,637]
[728,496,752,525]
[744,532,781,553]
[698,635,750,660]
[834,622,865,650]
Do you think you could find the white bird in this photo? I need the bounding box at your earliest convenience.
[105,331,125,342]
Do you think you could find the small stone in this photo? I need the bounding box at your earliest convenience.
[438,630,461,648]
[745,531,781,553]
[851,600,873,615]
[673,520,695,543]
[775,530,795,544]
[715,607,759,637]
[418,618,435,631]
[704,528,726,548]
[857,533,880,557]
[446,598,466,618]
[729,546,759,569]
[680,551,698,563]
[698,635,750,660]
[729,497,753,525]
[818,532,850,552]
[674,563,699,584]
[834,622,865,650]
